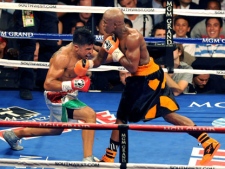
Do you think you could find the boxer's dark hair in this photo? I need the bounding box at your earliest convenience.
[73,27,96,45]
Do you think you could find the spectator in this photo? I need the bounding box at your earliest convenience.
[198,0,223,9]
[58,0,92,34]
[92,14,104,52]
[188,64,225,94]
[0,37,7,59]
[150,21,195,65]
[0,0,15,31]
[147,22,166,65]
[221,0,225,11]
[75,0,92,31]
[110,71,131,91]
[70,19,85,34]
[188,74,215,94]
[95,14,105,36]
[0,0,18,50]
[14,0,58,100]
[0,36,19,61]
[33,42,39,62]
[0,36,19,89]
[173,15,196,58]
[57,1,73,34]
[57,20,63,47]
[95,0,114,7]
[118,0,153,37]
[192,0,200,4]
[61,19,85,46]
[191,0,225,38]
[163,44,193,96]
[194,17,225,57]
[178,0,200,30]
[173,15,191,38]
[141,0,164,26]
[179,0,199,9]
[58,0,77,5]
[151,21,166,37]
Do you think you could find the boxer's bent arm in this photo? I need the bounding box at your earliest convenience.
[44,55,69,91]
[118,35,141,73]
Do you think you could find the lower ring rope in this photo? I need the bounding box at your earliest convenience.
[0,159,223,169]
[1,121,225,133]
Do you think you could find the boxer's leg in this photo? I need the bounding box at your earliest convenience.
[163,112,220,165]
[69,105,98,162]
[3,91,64,151]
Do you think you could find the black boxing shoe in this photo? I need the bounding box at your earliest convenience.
[20,89,33,100]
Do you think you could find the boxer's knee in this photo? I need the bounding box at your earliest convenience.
[82,107,96,123]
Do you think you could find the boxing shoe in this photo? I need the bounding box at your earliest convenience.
[3,130,23,151]
[100,148,117,162]
[82,155,99,162]
[198,133,220,165]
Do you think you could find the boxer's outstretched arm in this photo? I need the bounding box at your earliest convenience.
[92,46,109,67]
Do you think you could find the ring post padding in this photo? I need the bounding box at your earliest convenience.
[165,0,174,73]
[119,124,129,168]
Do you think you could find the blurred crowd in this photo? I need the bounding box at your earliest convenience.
[0,0,225,100]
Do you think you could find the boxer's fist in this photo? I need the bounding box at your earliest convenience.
[61,76,91,92]
[102,36,124,62]
[102,36,119,54]
[74,59,94,77]
[71,76,90,92]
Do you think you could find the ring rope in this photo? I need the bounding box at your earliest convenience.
[0,31,224,44]
[0,159,223,169]
[1,2,225,17]
[1,59,225,75]
[1,121,225,133]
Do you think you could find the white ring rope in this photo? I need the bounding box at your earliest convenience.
[0,159,223,169]
[1,2,225,17]
[1,58,225,75]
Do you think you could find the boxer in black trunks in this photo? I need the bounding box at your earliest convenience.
[74,8,220,165]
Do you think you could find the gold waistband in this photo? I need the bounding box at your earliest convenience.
[132,58,160,76]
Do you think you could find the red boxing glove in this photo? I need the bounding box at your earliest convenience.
[74,59,94,77]
[62,76,91,92]
[102,36,124,62]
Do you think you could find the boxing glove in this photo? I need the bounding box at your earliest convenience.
[102,36,124,62]
[74,59,94,77]
[62,76,91,92]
